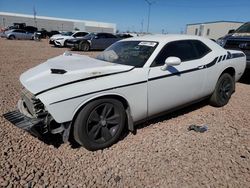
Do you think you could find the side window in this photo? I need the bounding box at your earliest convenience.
[14,29,22,33]
[206,29,210,36]
[195,28,198,35]
[152,40,199,67]
[73,32,79,37]
[75,32,86,37]
[73,32,81,37]
[191,40,211,58]
[97,34,106,39]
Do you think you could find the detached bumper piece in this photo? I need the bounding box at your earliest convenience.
[3,110,71,145]
[3,110,45,138]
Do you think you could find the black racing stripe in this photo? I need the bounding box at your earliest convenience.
[50,80,147,105]
[148,67,199,81]
[35,67,135,96]
[231,53,245,58]
[217,56,223,63]
[50,57,218,105]
[206,57,218,68]
[222,55,227,61]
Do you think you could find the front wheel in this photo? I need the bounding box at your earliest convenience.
[79,41,90,51]
[209,73,235,107]
[73,98,126,151]
[9,35,15,40]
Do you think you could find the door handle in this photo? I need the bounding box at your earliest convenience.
[197,65,204,69]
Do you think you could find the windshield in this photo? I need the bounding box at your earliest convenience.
[61,32,73,36]
[96,41,158,67]
[83,33,95,40]
[235,22,250,33]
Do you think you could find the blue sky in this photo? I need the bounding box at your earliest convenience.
[0,0,249,33]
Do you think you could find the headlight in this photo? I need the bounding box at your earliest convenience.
[217,38,226,47]
[56,38,64,40]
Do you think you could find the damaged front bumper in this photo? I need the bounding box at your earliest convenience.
[3,89,71,143]
[3,108,45,139]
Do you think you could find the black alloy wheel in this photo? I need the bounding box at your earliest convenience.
[74,98,125,150]
[209,73,234,107]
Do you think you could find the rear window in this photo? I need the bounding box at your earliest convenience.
[191,40,211,58]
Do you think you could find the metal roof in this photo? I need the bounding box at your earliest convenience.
[0,12,116,28]
[187,20,244,26]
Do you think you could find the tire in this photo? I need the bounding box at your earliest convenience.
[63,40,67,47]
[9,35,15,40]
[79,41,90,51]
[73,98,126,151]
[209,73,235,107]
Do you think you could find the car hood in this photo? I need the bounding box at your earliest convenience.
[232,32,250,37]
[54,36,74,41]
[50,34,63,40]
[227,34,250,41]
[20,53,133,95]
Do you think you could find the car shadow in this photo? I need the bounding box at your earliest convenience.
[239,69,250,84]
[32,99,209,149]
[135,99,208,131]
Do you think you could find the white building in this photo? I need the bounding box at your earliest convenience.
[0,12,116,33]
[186,21,244,40]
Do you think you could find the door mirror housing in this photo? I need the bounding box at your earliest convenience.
[228,29,235,34]
[94,35,99,39]
[161,57,181,71]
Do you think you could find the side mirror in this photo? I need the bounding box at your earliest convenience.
[228,29,235,34]
[161,57,181,71]
[94,36,99,39]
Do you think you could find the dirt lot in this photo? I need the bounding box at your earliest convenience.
[0,39,250,187]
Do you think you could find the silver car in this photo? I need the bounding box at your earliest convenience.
[3,29,34,40]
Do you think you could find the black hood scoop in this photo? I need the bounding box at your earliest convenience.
[50,69,67,74]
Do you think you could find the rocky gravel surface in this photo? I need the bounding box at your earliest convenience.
[0,39,250,187]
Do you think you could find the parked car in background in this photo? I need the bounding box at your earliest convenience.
[4,35,246,150]
[35,29,48,39]
[52,31,89,47]
[23,26,38,33]
[49,31,73,45]
[2,29,34,40]
[116,33,134,39]
[47,30,61,38]
[217,22,250,69]
[66,32,120,51]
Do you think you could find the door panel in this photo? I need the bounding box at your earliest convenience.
[147,58,207,117]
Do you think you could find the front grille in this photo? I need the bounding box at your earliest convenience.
[21,88,47,118]
[224,40,242,49]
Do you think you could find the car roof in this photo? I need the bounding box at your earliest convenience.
[122,34,207,43]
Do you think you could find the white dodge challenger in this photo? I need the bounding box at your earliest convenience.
[4,35,246,150]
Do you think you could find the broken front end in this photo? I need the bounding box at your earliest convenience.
[3,88,71,142]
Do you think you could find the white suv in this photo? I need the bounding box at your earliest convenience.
[51,31,88,47]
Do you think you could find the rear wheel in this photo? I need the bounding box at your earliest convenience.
[79,41,90,51]
[73,98,126,150]
[209,73,235,107]
[9,35,15,40]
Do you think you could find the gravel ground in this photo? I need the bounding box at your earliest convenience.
[0,39,250,188]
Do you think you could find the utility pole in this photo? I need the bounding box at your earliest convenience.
[141,19,144,33]
[33,6,37,28]
[145,0,155,33]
